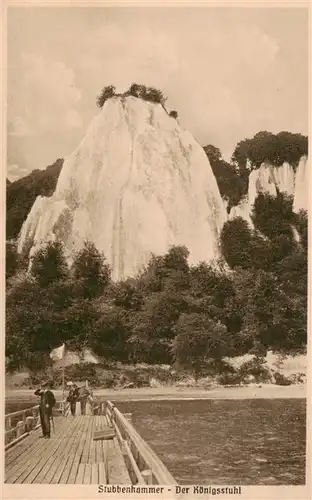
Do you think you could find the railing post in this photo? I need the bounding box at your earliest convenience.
[124,412,133,423]
[5,417,11,431]
[16,421,25,438]
[142,469,153,485]
[32,408,40,427]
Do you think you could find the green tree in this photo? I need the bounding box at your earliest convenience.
[172,313,230,379]
[61,298,100,350]
[71,241,111,299]
[129,83,146,98]
[113,278,143,310]
[140,245,190,293]
[252,192,295,241]
[204,145,247,209]
[31,241,68,287]
[87,305,130,361]
[190,262,234,309]
[96,85,116,108]
[142,86,167,106]
[220,217,253,268]
[6,278,53,370]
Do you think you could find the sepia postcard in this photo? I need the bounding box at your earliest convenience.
[1,1,311,500]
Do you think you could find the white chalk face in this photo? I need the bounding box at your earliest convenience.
[18,96,228,281]
[228,156,309,228]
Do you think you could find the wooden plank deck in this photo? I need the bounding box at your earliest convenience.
[5,415,131,484]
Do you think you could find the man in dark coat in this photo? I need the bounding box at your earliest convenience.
[34,380,56,438]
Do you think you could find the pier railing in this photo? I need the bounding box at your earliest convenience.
[5,400,67,449]
[106,400,177,485]
[5,399,176,486]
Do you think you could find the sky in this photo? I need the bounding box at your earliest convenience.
[7,6,309,181]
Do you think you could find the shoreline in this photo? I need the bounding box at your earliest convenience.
[5,383,306,402]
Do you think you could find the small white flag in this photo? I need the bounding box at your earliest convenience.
[50,344,65,361]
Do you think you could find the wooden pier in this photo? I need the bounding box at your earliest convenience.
[5,400,176,485]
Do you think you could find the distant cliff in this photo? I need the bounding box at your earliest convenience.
[229,156,309,225]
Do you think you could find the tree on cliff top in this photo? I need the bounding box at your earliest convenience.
[96,85,116,108]
[231,131,308,171]
[96,83,167,108]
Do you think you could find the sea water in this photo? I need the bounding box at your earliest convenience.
[115,399,306,485]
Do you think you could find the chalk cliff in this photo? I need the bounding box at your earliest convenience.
[229,155,309,225]
[18,96,227,280]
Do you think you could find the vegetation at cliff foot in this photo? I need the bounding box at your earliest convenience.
[6,195,307,384]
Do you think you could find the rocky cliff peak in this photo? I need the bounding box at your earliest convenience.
[18,96,227,280]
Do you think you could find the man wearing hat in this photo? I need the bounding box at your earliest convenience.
[34,381,56,438]
[66,382,79,416]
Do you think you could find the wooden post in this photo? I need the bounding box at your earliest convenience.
[124,412,132,423]
[32,408,39,426]
[16,421,25,438]
[142,469,153,485]
[5,417,11,431]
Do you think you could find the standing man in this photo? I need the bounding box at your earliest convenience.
[34,380,56,438]
[67,382,79,416]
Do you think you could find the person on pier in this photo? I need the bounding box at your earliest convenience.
[66,382,80,416]
[34,381,56,438]
[79,381,93,415]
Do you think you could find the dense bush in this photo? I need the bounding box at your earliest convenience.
[217,371,243,386]
[239,358,272,383]
[274,372,292,386]
[252,192,295,241]
[31,241,69,287]
[6,235,307,376]
[71,241,111,299]
[220,217,253,268]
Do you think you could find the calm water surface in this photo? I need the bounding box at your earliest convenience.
[115,399,306,485]
[6,398,305,485]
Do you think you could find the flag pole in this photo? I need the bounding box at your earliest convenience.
[62,343,65,415]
